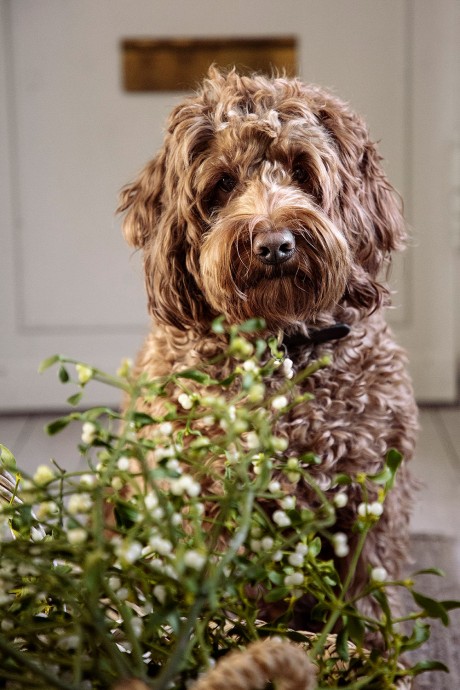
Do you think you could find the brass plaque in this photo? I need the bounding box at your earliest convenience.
[122,37,297,92]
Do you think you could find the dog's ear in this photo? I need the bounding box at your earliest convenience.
[312,91,406,311]
[117,151,166,248]
[143,216,211,332]
[118,134,211,331]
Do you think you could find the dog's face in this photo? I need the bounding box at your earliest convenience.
[119,68,405,332]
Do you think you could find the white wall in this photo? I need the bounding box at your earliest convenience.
[1,0,459,408]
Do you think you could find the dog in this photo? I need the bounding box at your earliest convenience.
[117,67,418,629]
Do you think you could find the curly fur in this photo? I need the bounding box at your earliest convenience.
[118,67,418,629]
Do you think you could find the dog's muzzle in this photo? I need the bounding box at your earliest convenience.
[253,229,295,265]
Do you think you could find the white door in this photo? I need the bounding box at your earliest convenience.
[1,0,458,410]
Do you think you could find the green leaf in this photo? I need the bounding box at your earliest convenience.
[387,447,403,469]
[245,563,268,582]
[238,318,266,333]
[372,588,393,623]
[220,373,238,387]
[67,392,83,407]
[299,452,321,465]
[413,567,445,577]
[368,466,393,485]
[114,502,139,530]
[370,449,403,490]
[400,621,431,652]
[84,554,105,592]
[211,316,226,334]
[335,627,350,661]
[412,590,450,625]
[255,339,267,359]
[263,586,289,603]
[0,444,16,469]
[45,417,72,436]
[242,373,255,390]
[53,563,73,576]
[385,448,403,488]
[268,337,283,359]
[268,571,284,586]
[176,369,216,384]
[347,614,365,648]
[333,473,353,486]
[308,536,322,558]
[165,611,182,635]
[11,504,33,533]
[85,407,118,420]
[58,365,70,383]
[310,602,330,622]
[66,517,80,530]
[410,659,449,675]
[38,354,61,373]
[440,599,460,612]
[283,630,314,644]
[323,575,337,587]
[131,411,155,428]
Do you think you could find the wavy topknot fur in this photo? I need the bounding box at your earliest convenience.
[118,68,417,633]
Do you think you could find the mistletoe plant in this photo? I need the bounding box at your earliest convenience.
[0,319,457,689]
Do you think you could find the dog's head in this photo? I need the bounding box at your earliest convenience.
[118,68,406,332]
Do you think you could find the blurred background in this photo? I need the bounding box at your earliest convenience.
[1,0,460,408]
[1,2,459,531]
[0,2,459,683]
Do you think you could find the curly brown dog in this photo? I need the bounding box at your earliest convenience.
[118,67,418,628]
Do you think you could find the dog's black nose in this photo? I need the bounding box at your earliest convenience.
[253,229,296,265]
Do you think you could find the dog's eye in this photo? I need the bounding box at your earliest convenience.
[216,174,237,194]
[206,174,238,212]
[292,165,310,186]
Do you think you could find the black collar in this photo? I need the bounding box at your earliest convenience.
[281,322,351,353]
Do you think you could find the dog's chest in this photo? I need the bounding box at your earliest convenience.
[267,334,404,478]
[142,319,412,483]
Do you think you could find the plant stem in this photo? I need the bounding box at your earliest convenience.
[154,490,255,690]
[59,356,132,393]
[103,581,146,677]
[215,489,254,576]
[339,528,369,599]
[310,527,369,659]
[153,595,207,690]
